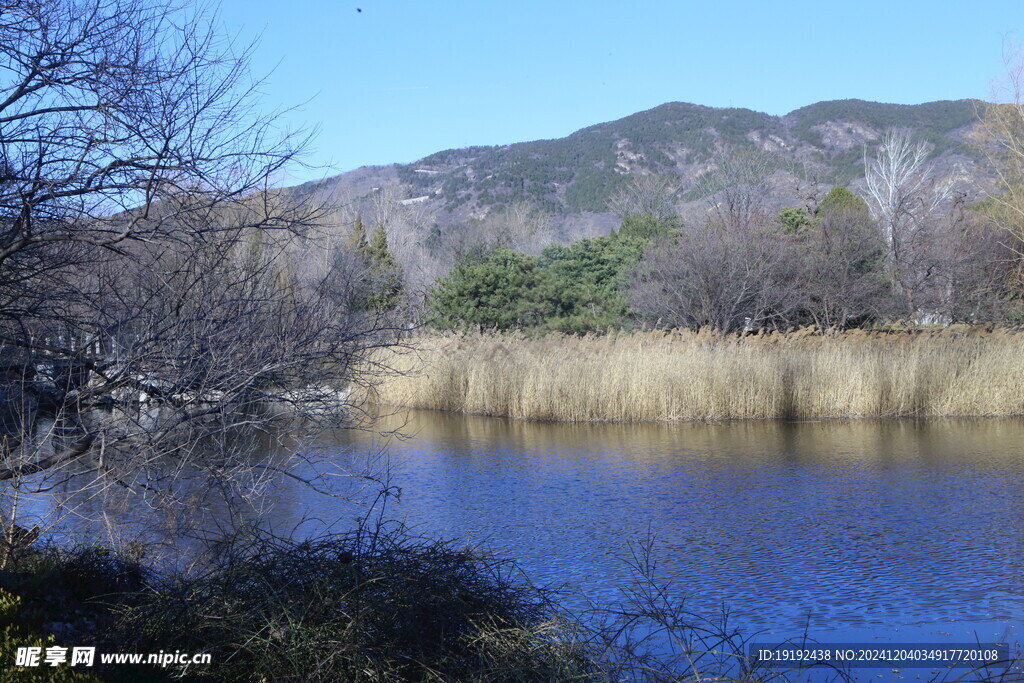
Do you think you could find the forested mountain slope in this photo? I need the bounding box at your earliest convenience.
[291,99,990,243]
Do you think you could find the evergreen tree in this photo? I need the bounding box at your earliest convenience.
[816,186,870,217]
[428,236,645,333]
[349,214,369,255]
[366,224,403,311]
[368,224,397,268]
[616,213,678,240]
[777,206,814,234]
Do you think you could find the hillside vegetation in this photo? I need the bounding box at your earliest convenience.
[283,100,993,284]
[293,99,983,219]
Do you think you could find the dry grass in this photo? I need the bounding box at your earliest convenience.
[368,328,1024,422]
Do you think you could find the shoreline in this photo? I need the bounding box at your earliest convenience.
[369,328,1024,423]
[371,402,1024,425]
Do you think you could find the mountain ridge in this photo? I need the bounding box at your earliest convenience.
[291,98,990,243]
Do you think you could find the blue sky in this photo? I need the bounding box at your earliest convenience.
[214,0,1023,185]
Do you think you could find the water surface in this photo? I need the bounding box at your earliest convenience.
[300,411,1023,651]
[29,409,1024,671]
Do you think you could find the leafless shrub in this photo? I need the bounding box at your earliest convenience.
[630,219,800,333]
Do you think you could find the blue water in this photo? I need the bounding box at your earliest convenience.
[296,412,1023,681]
[31,410,1024,680]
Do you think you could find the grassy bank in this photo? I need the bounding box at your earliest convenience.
[369,328,1024,421]
[0,528,788,682]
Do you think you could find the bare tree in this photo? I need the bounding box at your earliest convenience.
[976,47,1024,283]
[629,150,800,333]
[479,201,556,255]
[694,149,776,233]
[863,130,956,316]
[436,201,556,267]
[864,131,953,248]
[930,198,1022,323]
[630,219,799,333]
[370,184,403,236]
[794,193,893,329]
[0,0,402,562]
[607,174,679,222]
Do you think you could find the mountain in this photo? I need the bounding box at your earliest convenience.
[290,99,991,242]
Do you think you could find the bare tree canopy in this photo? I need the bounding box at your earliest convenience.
[607,173,679,222]
[630,219,800,334]
[694,149,777,233]
[977,49,1024,278]
[863,130,953,250]
[794,188,893,329]
[0,0,314,261]
[863,130,958,316]
[628,151,794,333]
[0,0,403,561]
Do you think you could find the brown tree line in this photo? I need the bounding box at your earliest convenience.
[629,141,1021,333]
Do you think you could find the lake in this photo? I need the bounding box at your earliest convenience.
[291,411,1023,656]
[33,409,1024,678]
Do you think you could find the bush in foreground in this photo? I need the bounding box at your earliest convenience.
[0,524,792,681]
[11,526,1001,681]
[0,544,147,681]
[116,524,598,681]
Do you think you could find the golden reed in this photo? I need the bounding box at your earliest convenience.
[367,328,1024,422]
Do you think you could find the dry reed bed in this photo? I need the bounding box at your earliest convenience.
[368,328,1024,422]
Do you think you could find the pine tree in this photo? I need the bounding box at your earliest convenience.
[368,224,396,268]
[816,186,870,218]
[349,214,369,255]
[366,224,403,311]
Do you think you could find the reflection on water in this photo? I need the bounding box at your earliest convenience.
[315,411,1023,646]
[15,415,375,567]
[30,408,1024,649]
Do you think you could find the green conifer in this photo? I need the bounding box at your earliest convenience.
[368,224,396,268]
[349,214,369,255]
[366,224,403,311]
